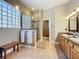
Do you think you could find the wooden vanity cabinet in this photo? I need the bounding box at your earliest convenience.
[58,35,72,59]
[71,45,79,59]
[58,34,79,59]
[59,36,65,50]
[64,39,69,58]
[71,48,79,59]
[64,40,72,59]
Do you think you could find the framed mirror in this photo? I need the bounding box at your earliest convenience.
[68,14,78,32]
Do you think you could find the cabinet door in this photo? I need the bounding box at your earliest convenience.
[64,40,68,56]
[59,36,65,50]
[59,36,62,46]
[61,37,65,50]
[64,41,71,59]
[71,48,79,59]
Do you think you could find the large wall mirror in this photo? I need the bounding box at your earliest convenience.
[68,14,78,32]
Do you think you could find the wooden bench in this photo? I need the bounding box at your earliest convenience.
[0,42,19,59]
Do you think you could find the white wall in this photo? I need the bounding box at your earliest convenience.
[0,29,20,46]
[68,0,79,13]
[54,4,69,40]
[42,9,55,41]
[42,4,68,41]
[52,0,79,41]
[33,0,79,42]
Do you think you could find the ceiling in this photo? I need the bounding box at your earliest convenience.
[19,0,69,11]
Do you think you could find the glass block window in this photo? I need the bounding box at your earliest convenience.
[2,15,7,28]
[0,14,1,27]
[0,1,1,6]
[22,15,31,29]
[0,3,2,27]
[0,0,20,28]
[8,6,11,13]
[0,5,1,10]
[7,17,12,28]
[3,11,7,16]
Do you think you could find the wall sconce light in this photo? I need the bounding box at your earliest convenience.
[76,7,79,12]
[66,7,79,19]
[65,11,76,19]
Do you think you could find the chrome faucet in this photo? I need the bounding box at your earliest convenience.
[72,32,79,38]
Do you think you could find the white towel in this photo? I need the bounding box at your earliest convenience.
[21,30,26,43]
[27,30,32,44]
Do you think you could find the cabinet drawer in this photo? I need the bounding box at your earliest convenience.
[64,44,71,59]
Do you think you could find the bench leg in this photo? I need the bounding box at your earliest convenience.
[4,50,7,59]
[13,46,16,51]
[0,53,2,59]
[17,44,19,52]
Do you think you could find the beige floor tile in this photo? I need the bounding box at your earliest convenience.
[7,40,66,59]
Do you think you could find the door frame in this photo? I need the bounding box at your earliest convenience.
[43,19,51,42]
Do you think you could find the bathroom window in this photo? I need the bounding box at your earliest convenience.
[12,15,15,19]
[16,19,20,28]
[12,7,15,14]
[0,5,1,10]
[12,18,16,28]
[3,11,7,16]
[0,0,20,28]
[0,5,2,27]
[0,14,1,27]
[2,7,7,12]
[12,12,15,15]
[22,15,31,29]
[8,13,11,17]
[7,17,12,28]
[0,1,1,6]
[2,15,7,28]
[8,6,11,14]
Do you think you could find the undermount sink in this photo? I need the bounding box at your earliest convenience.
[62,34,72,37]
[66,33,73,35]
[62,33,79,43]
[70,37,79,42]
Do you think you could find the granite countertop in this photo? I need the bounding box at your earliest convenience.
[61,34,79,46]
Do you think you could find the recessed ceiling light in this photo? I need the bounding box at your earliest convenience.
[32,7,34,10]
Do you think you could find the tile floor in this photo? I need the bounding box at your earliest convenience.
[7,40,67,59]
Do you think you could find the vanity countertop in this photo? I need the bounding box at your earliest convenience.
[61,33,79,46]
